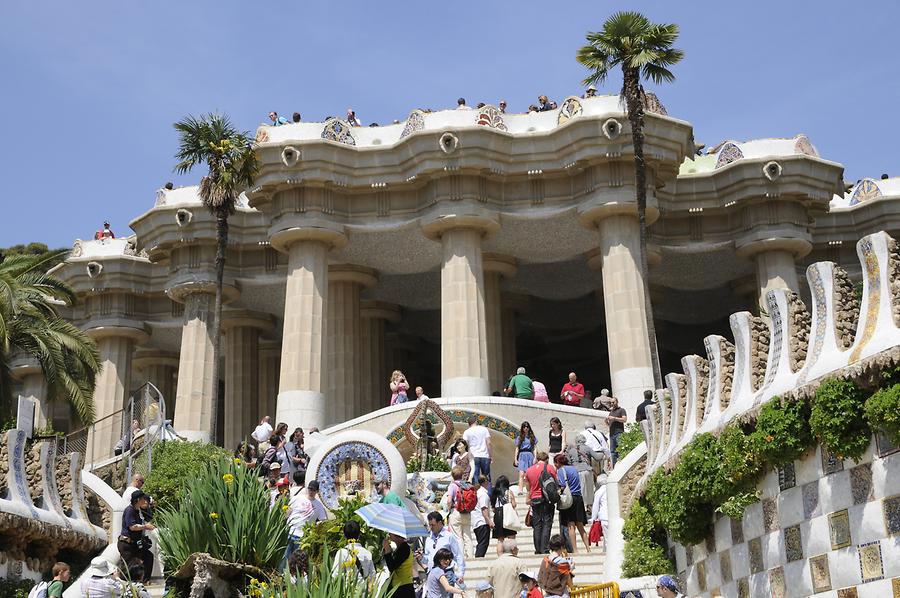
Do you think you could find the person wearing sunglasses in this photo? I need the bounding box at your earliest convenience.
[656,575,684,598]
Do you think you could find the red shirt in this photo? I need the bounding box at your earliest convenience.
[525,462,557,501]
[525,586,544,598]
[560,382,585,406]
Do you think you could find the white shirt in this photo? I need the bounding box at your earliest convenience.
[332,542,375,579]
[463,425,491,459]
[81,576,122,598]
[456,105,473,110]
[418,394,430,401]
[471,486,491,529]
[122,485,140,503]
[591,484,608,523]
[252,421,273,443]
[287,488,327,536]
[580,428,609,453]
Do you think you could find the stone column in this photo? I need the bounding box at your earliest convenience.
[222,311,273,449]
[483,255,517,393]
[360,301,401,414]
[325,266,377,425]
[172,292,217,442]
[586,214,655,412]
[272,227,347,432]
[423,216,498,397]
[132,350,179,417]
[258,342,281,424]
[86,325,148,459]
[736,234,811,308]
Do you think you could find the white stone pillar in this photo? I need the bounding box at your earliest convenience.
[483,255,517,393]
[422,215,498,397]
[272,227,347,432]
[360,301,401,414]
[736,237,811,308]
[86,326,148,459]
[222,311,273,449]
[326,266,377,425]
[132,350,179,418]
[258,342,281,424]
[591,214,655,412]
[172,292,217,442]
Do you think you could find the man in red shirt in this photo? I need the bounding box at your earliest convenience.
[560,372,585,407]
[524,451,557,554]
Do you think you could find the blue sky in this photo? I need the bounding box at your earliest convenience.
[1,1,898,248]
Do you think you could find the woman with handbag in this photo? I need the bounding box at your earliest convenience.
[514,422,537,496]
[490,475,518,555]
[553,454,590,554]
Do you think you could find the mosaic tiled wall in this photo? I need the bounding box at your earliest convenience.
[674,436,899,598]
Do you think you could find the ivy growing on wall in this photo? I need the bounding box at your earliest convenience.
[623,365,900,577]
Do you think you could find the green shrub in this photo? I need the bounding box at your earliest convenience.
[750,397,813,466]
[865,383,900,445]
[0,579,34,598]
[144,441,230,512]
[645,468,714,546]
[622,537,674,578]
[615,423,645,461]
[157,457,287,573]
[262,552,394,598]
[622,501,655,541]
[717,425,763,494]
[810,378,871,460]
[716,490,759,520]
[299,494,385,569]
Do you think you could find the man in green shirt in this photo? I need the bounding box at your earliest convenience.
[505,367,534,399]
[376,478,404,507]
[48,562,70,598]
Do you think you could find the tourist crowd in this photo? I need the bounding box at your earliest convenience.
[265,87,600,129]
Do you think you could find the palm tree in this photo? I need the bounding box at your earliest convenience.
[577,11,684,389]
[0,250,101,424]
[174,114,259,443]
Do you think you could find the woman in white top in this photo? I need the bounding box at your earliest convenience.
[448,438,474,482]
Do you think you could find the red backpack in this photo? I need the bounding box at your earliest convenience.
[453,482,478,514]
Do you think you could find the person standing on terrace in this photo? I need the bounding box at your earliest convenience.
[506,367,534,400]
[268,111,288,126]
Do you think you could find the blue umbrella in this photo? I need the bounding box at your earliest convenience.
[355,503,429,538]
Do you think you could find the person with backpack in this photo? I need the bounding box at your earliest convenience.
[537,535,574,598]
[31,561,70,598]
[446,466,476,558]
[553,454,590,554]
[332,521,376,583]
[524,451,558,554]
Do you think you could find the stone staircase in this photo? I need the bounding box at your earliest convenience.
[458,491,608,590]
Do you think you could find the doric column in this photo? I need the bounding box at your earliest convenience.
[325,266,377,425]
[171,291,217,442]
[258,341,281,424]
[272,226,347,432]
[85,325,148,458]
[132,350,179,418]
[585,213,655,413]
[222,311,273,449]
[500,293,529,388]
[752,248,801,303]
[423,214,499,397]
[483,255,517,394]
[360,301,401,414]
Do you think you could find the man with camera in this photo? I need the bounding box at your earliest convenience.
[117,490,155,582]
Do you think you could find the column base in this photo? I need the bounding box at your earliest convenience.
[611,366,654,415]
[276,390,327,431]
[441,376,490,398]
[177,430,211,443]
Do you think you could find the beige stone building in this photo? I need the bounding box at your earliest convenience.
[13,96,899,451]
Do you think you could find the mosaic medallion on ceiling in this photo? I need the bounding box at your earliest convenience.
[475,105,508,131]
[849,178,883,206]
[400,109,426,139]
[714,142,744,169]
[557,97,583,124]
[321,118,356,146]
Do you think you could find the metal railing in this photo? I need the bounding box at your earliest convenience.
[570,582,620,598]
[60,382,167,475]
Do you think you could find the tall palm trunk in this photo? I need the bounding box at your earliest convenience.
[210,207,228,443]
[622,65,663,390]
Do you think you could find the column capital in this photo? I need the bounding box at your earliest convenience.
[328,264,378,288]
[734,236,812,260]
[166,281,240,304]
[360,300,401,322]
[269,217,348,253]
[132,349,180,370]
[420,210,500,241]
[84,323,150,344]
[221,309,275,332]
[483,253,517,278]
[577,200,660,230]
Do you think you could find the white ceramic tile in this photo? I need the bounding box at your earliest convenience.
[748,571,768,597]
[803,515,832,556]
[783,559,812,598]
[761,466,780,497]
[762,529,785,568]
[714,515,732,553]
[731,543,750,579]
[743,502,764,540]
[819,470,852,513]
[779,485,804,527]
[849,501,886,545]
[882,451,900,496]
[858,578,892,597]
[828,545,861,589]
[882,535,900,578]
[795,447,821,486]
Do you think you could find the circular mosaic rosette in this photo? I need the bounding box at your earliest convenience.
[314,440,391,509]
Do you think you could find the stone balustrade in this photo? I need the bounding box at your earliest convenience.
[641,230,900,473]
[0,431,106,581]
